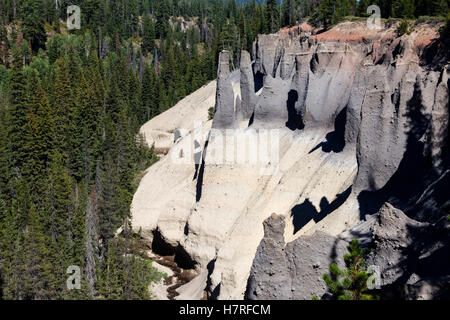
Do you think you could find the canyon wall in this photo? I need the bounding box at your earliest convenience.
[132,20,449,300]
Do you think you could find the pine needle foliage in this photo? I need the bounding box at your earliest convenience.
[323,240,379,300]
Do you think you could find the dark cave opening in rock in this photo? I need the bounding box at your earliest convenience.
[309,106,347,154]
[310,52,319,74]
[254,71,264,92]
[152,230,197,270]
[174,245,197,270]
[286,89,305,131]
[291,187,352,234]
[152,229,176,256]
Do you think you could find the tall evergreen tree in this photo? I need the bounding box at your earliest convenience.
[319,0,336,28]
[7,48,27,174]
[0,106,9,200]
[45,152,73,299]
[22,70,54,191]
[53,57,75,164]
[20,0,47,53]
[155,0,170,39]
[392,0,416,18]
[142,14,156,55]
[265,0,280,33]
[141,63,157,122]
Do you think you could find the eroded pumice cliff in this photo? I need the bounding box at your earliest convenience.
[131,20,449,300]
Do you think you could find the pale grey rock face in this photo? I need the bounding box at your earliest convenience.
[352,37,448,195]
[366,203,429,286]
[248,202,450,300]
[354,63,412,192]
[238,50,256,122]
[254,34,281,78]
[246,214,348,300]
[344,66,367,146]
[212,51,238,130]
[363,203,449,299]
[252,75,292,129]
[304,48,357,126]
[212,22,448,298]
[245,30,448,198]
[241,21,449,299]
[133,21,449,300]
[291,54,310,124]
[245,214,293,300]
[429,68,449,173]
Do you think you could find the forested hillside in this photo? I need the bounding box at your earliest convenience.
[0,0,448,300]
[0,0,272,301]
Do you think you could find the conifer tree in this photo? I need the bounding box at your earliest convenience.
[98,238,125,299]
[73,72,102,183]
[282,0,297,27]
[0,180,31,299]
[265,0,280,33]
[142,14,156,56]
[323,240,379,300]
[20,0,47,52]
[97,152,122,242]
[53,57,75,164]
[141,63,157,122]
[81,0,102,30]
[18,203,52,300]
[127,71,141,131]
[357,0,371,16]
[45,153,73,299]
[0,109,9,200]
[392,0,416,18]
[68,182,88,285]
[318,0,336,28]
[22,70,54,191]
[7,48,27,174]
[156,0,170,39]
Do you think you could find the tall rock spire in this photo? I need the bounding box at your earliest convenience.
[238,50,257,122]
[211,50,238,129]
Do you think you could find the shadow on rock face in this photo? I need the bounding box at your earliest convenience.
[286,89,305,131]
[357,137,428,218]
[291,186,352,234]
[254,71,264,92]
[194,140,209,202]
[309,106,347,154]
[419,37,450,71]
[368,206,450,300]
[357,80,436,221]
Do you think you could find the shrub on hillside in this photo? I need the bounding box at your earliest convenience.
[208,106,215,121]
[397,18,412,36]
